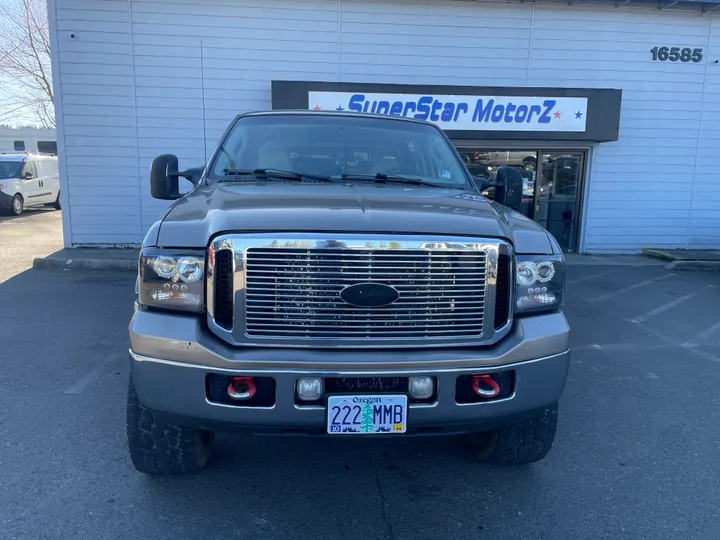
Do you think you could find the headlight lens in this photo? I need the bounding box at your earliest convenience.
[0,182,7,190]
[514,255,564,314]
[138,249,205,312]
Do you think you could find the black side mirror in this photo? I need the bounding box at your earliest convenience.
[471,175,493,192]
[150,154,180,200]
[494,167,523,211]
[24,171,33,180]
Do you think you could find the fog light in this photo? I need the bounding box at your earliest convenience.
[296,378,323,401]
[408,376,434,399]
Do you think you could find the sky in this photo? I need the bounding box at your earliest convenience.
[0,0,53,128]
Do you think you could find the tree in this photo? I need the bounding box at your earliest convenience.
[359,403,375,433]
[0,0,54,128]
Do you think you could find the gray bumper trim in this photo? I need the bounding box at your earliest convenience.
[129,309,570,371]
[130,349,570,431]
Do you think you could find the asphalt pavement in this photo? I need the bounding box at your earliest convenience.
[1,239,720,539]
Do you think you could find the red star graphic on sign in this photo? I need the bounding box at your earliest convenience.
[313,105,321,110]
[553,111,562,119]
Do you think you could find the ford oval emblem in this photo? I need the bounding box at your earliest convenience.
[340,283,400,308]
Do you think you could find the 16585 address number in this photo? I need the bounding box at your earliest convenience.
[651,46,703,63]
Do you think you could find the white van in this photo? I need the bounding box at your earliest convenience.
[0,154,60,216]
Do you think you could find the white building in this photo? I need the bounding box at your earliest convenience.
[48,0,720,252]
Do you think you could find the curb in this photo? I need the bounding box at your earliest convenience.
[664,260,720,271]
[32,257,137,271]
[640,248,676,262]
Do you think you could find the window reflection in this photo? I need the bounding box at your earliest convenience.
[455,147,584,252]
[537,153,583,252]
[457,149,538,218]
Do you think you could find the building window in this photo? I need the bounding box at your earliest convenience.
[13,141,25,151]
[37,141,57,154]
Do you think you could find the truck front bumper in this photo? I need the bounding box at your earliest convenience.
[129,308,570,435]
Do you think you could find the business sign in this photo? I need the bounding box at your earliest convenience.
[308,91,588,132]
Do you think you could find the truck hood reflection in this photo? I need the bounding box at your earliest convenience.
[155,183,553,254]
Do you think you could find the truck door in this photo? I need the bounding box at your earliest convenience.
[20,161,42,205]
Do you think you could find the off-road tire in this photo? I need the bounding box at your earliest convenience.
[468,404,558,465]
[126,377,215,475]
[10,194,23,216]
[53,193,61,210]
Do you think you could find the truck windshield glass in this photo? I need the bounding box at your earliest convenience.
[209,114,469,187]
[0,161,23,179]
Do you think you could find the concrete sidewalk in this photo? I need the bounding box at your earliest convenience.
[32,248,139,271]
[641,248,720,271]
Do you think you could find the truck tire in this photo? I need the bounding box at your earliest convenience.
[10,194,23,216]
[468,404,558,465]
[53,193,61,210]
[126,377,214,475]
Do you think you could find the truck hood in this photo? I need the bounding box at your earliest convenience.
[154,183,553,254]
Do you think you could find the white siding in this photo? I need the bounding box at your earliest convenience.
[51,0,720,252]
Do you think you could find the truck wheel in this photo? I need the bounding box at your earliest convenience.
[10,194,23,216]
[468,404,558,465]
[53,193,61,210]
[126,377,214,475]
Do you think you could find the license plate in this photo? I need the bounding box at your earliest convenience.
[327,395,407,434]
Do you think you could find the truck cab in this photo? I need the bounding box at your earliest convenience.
[127,111,569,475]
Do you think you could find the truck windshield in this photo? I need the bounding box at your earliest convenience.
[0,161,23,179]
[209,114,470,188]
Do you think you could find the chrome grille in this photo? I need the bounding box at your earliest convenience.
[244,248,487,339]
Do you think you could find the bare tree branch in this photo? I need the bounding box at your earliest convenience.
[0,0,54,127]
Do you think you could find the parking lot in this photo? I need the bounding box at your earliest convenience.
[1,242,719,539]
[0,208,63,283]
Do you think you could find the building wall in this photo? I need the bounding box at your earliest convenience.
[50,0,720,252]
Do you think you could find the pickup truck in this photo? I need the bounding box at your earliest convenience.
[128,110,569,475]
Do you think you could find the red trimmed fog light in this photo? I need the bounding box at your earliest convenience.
[228,377,257,400]
[471,375,501,398]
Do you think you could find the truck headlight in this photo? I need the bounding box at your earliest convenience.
[138,248,205,312]
[514,255,564,314]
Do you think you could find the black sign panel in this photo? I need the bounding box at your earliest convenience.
[272,80,621,142]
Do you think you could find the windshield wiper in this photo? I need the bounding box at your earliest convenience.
[340,173,460,189]
[221,168,333,182]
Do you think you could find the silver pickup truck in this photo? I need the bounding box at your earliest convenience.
[128,111,569,475]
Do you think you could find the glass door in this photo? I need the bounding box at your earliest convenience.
[454,145,587,252]
[536,152,585,252]
[457,149,538,219]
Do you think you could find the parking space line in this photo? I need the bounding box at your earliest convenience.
[684,320,720,348]
[566,265,641,285]
[592,274,673,302]
[65,352,123,394]
[627,319,720,364]
[630,292,700,324]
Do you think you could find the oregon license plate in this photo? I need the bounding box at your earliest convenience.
[327,395,407,434]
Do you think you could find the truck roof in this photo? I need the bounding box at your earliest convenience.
[237,109,436,127]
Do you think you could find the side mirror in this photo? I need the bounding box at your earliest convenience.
[182,166,205,185]
[471,176,492,192]
[150,154,180,200]
[24,171,33,180]
[494,167,523,211]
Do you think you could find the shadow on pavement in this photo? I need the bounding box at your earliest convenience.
[0,206,57,224]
